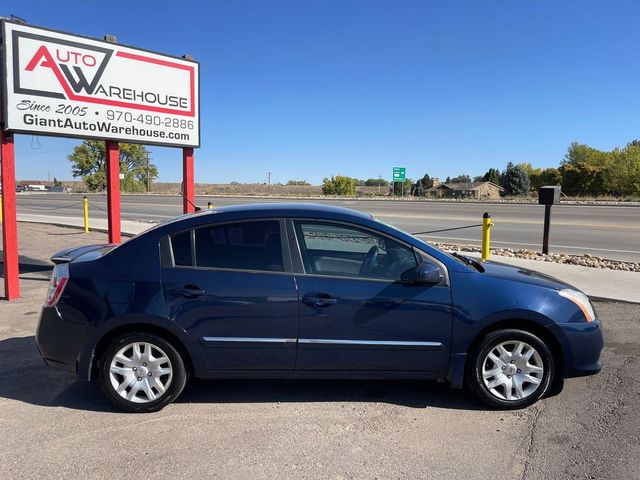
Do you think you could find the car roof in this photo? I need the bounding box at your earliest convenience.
[141,202,373,235]
[211,202,373,220]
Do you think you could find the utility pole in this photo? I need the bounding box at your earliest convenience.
[267,171,272,195]
[146,154,150,192]
[378,175,381,194]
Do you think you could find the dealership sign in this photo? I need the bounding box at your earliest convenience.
[1,21,199,147]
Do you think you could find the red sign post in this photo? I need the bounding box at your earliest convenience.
[182,147,195,214]
[105,140,121,244]
[1,130,19,299]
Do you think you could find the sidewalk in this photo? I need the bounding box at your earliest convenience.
[13,213,640,304]
[17,213,151,236]
[465,252,639,304]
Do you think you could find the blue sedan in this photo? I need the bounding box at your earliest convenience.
[36,203,603,412]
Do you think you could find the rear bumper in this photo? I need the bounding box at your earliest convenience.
[35,306,91,375]
[554,319,604,378]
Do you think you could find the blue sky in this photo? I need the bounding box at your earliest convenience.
[5,0,640,184]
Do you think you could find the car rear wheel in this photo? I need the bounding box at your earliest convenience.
[467,329,554,409]
[99,333,187,413]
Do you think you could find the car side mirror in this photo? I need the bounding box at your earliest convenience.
[416,262,443,284]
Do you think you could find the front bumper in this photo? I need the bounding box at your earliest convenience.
[35,306,92,374]
[553,319,604,378]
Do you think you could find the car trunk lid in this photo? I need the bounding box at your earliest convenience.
[51,244,117,264]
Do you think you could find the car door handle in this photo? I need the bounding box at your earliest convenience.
[174,285,206,298]
[302,294,337,307]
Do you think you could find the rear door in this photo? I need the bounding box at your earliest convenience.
[291,220,452,372]
[161,219,298,371]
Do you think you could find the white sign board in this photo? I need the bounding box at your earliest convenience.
[1,21,199,147]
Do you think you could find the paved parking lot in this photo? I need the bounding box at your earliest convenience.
[1,224,639,479]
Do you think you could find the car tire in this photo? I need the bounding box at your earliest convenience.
[99,333,187,413]
[467,329,554,409]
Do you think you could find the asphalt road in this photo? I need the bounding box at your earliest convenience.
[16,192,640,262]
[0,223,638,480]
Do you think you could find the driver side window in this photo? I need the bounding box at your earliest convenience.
[294,221,418,281]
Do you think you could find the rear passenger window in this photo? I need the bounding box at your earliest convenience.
[194,221,283,272]
[170,230,192,266]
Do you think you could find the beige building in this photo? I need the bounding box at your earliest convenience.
[426,181,503,199]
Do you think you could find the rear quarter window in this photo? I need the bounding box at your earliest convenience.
[170,230,193,266]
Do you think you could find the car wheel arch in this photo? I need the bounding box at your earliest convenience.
[447,317,566,389]
[466,318,565,379]
[87,321,199,382]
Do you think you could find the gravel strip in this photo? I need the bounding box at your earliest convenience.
[429,242,640,272]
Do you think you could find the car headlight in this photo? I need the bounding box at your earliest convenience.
[559,289,595,322]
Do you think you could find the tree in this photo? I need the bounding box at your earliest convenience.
[52,177,62,187]
[559,162,605,196]
[500,162,531,196]
[413,174,433,196]
[364,178,390,187]
[559,143,610,196]
[516,162,534,176]
[393,178,413,196]
[321,175,356,195]
[449,174,471,183]
[482,168,501,185]
[606,142,640,196]
[529,167,561,191]
[558,141,640,196]
[286,180,310,186]
[68,140,157,192]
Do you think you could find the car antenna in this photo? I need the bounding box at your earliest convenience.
[177,189,202,212]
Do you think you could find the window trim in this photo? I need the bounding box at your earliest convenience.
[288,218,449,285]
[166,218,293,274]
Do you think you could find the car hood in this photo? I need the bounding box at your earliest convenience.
[479,259,576,291]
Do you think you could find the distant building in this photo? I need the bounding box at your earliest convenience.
[426,181,503,199]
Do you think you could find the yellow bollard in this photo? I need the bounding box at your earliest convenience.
[481,212,493,261]
[83,196,89,233]
[207,202,213,209]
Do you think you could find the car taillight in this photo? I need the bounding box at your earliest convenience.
[45,263,69,306]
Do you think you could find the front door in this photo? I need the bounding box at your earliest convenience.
[162,219,298,371]
[291,220,452,372]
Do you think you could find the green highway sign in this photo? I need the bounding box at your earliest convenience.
[392,167,406,182]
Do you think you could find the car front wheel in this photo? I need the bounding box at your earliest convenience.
[467,329,554,409]
[99,333,187,413]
